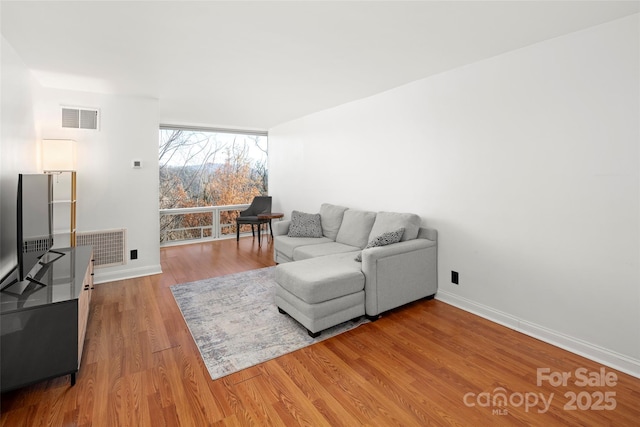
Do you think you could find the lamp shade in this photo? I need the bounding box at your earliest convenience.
[42,139,76,172]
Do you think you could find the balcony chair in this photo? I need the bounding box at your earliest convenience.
[236,196,272,247]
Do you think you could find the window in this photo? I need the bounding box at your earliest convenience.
[159,126,268,243]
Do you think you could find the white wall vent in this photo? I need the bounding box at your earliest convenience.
[61,107,99,130]
[77,229,126,268]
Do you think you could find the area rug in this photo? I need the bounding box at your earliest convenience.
[170,267,368,381]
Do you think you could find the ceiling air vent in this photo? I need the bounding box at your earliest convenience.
[61,107,99,130]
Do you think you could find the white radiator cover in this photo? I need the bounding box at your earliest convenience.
[76,229,126,268]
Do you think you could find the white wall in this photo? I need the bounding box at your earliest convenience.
[36,88,161,283]
[0,36,40,282]
[1,35,161,284]
[269,15,640,375]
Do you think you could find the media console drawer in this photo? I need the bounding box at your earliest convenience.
[0,246,94,392]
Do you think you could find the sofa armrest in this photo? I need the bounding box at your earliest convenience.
[418,227,437,242]
[361,238,437,316]
[273,220,290,236]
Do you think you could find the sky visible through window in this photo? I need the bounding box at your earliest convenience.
[159,129,267,168]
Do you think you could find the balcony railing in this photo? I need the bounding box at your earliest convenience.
[159,204,250,247]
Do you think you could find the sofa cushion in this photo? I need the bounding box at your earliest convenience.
[288,210,323,237]
[355,228,405,262]
[275,253,364,304]
[274,235,333,260]
[319,203,348,241]
[335,209,377,249]
[368,212,421,242]
[293,242,360,261]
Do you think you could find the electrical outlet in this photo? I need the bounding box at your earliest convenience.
[451,271,459,285]
[130,249,138,260]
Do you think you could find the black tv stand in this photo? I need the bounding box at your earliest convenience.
[0,246,94,392]
[0,250,67,293]
[0,278,42,297]
[39,249,65,265]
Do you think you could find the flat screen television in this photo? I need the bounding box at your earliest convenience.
[0,174,62,292]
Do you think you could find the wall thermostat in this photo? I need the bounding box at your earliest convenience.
[133,160,142,169]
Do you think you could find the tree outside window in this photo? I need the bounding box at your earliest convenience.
[159,128,268,242]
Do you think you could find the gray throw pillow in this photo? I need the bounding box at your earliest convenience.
[288,210,323,238]
[355,228,405,262]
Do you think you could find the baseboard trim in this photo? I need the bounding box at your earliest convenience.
[435,290,640,379]
[94,264,163,284]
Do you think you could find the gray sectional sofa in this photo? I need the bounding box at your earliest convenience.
[273,203,438,337]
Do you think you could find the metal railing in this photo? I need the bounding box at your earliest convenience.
[159,203,250,247]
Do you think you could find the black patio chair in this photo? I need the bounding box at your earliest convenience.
[235,196,272,247]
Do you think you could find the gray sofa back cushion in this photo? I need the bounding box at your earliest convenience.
[320,203,348,241]
[368,211,422,242]
[335,209,377,249]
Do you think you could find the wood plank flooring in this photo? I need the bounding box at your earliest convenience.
[2,237,639,426]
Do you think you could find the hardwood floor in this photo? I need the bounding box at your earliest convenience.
[2,237,639,426]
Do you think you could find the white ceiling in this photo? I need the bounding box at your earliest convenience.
[1,1,638,130]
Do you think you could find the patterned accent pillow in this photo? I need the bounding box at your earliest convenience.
[288,210,323,238]
[355,228,405,262]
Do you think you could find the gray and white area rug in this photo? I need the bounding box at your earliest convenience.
[170,267,368,381]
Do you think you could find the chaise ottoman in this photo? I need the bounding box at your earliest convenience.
[274,252,365,337]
